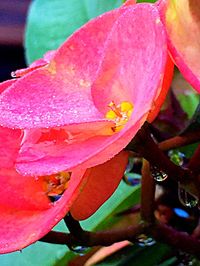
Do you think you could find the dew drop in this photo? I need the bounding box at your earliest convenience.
[125,157,134,173]
[123,173,141,186]
[69,245,89,255]
[168,150,185,166]
[178,182,198,208]
[123,157,141,186]
[150,166,168,182]
[137,234,156,247]
[11,71,17,78]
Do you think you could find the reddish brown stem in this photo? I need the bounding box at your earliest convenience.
[129,122,191,183]
[140,160,155,224]
[40,224,144,247]
[40,223,200,259]
[188,144,200,174]
[159,130,200,151]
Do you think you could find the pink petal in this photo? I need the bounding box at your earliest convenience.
[147,54,174,122]
[0,8,127,129]
[0,79,16,93]
[0,168,50,211]
[0,127,22,168]
[158,0,200,93]
[70,151,129,220]
[0,168,86,253]
[16,4,167,176]
[16,115,145,176]
[91,5,167,118]
[11,50,56,78]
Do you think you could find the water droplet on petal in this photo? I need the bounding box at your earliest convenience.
[178,182,198,208]
[150,166,168,182]
[69,245,89,255]
[11,71,17,78]
[137,234,156,247]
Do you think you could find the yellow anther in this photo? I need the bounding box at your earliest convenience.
[105,101,133,132]
[44,171,71,197]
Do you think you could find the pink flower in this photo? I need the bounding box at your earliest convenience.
[0,2,171,252]
[157,0,200,93]
[0,3,168,177]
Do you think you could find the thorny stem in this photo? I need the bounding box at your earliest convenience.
[64,213,84,239]
[40,223,200,259]
[159,130,200,151]
[40,223,144,247]
[128,122,200,198]
[140,160,155,224]
[128,122,191,183]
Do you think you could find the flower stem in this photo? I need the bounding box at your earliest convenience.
[140,160,155,224]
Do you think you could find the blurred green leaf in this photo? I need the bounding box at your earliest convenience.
[178,93,199,119]
[181,102,200,135]
[25,0,122,64]
[95,242,172,266]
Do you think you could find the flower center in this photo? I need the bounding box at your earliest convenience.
[44,171,71,197]
[105,101,133,132]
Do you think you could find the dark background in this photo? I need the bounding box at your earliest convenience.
[0,0,31,82]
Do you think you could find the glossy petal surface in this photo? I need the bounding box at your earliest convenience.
[0,9,125,129]
[13,4,168,176]
[70,151,129,220]
[12,50,56,78]
[14,4,168,176]
[158,0,200,93]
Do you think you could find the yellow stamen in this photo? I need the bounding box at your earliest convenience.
[44,171,71,197]
[105,101,133,132]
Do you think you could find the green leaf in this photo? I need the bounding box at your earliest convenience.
[25,0,122,64]
[178,93,199,119]
[95,242,172,266]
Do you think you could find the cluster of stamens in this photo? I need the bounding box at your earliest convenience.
[44,171,71,197]
[105,101,133,132]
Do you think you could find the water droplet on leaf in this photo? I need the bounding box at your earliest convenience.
[178,183,198,208]
[150,166,168,182]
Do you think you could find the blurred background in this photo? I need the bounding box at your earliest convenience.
[0,0,31,82]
